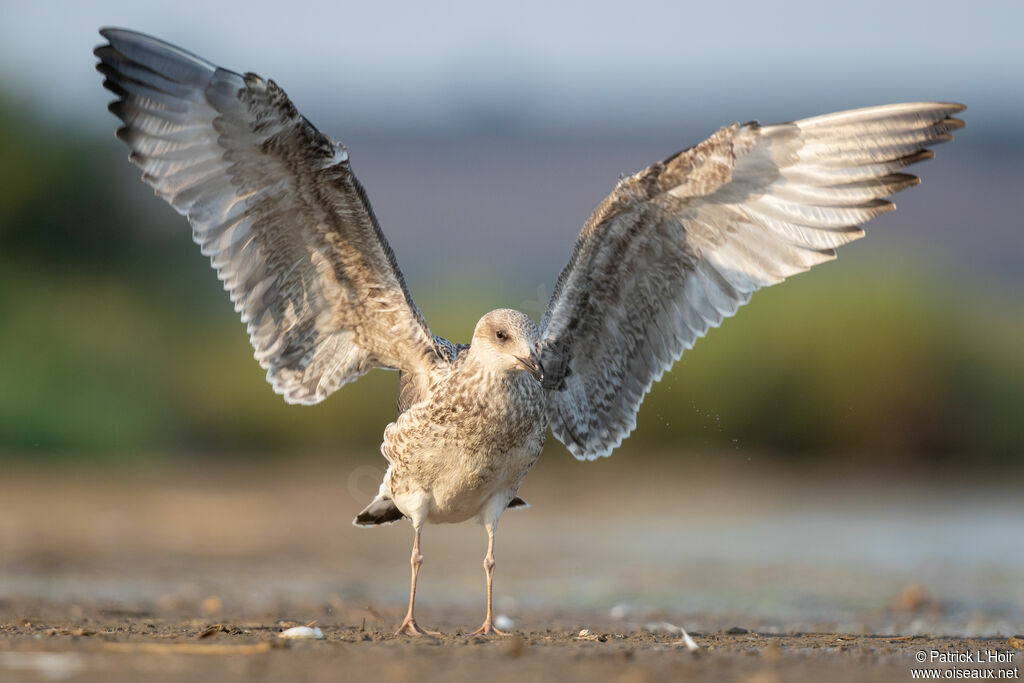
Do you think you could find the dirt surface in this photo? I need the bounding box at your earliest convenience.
[1,601,1021,683]
[1,457,1021,681]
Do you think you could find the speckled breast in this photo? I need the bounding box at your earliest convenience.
[384,369,547,523]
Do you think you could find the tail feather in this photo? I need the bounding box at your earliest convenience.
[353,496,406,526]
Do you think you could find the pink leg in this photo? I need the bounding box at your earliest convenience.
[395,526,438,636]
[470,529,508,636]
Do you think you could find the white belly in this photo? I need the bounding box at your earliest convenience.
[422,440,541,524]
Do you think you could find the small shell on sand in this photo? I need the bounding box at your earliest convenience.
[279,626,324,640]
[494,615,515,631]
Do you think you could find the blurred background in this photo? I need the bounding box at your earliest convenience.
[0,0,1021,641]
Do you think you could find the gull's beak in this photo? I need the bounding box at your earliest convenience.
[514,352,545,383]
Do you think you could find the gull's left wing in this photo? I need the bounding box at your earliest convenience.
[95,28,446,406]
[538,103,965,460]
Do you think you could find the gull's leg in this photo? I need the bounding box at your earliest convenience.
[470,524,507,636]
[395,523,437,636]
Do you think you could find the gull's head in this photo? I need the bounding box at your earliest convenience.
[470,309,544,382]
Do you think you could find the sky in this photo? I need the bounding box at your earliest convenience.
[2,0,1022,136]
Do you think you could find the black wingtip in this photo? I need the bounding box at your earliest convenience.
[98,27,136,42]
[95,27,125,54]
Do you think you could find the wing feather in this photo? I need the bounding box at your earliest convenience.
[539,102,965,460]
[96,28,443,405]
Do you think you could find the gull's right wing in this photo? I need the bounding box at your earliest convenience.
[96,28,444,405]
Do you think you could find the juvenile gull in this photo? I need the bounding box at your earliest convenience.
[94,28,965,636]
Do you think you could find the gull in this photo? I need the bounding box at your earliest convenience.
[94,27,964,636]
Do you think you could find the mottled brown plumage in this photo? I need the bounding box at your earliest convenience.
[96,27,964,637]
[539,107,964,460]
[384,312,545,522]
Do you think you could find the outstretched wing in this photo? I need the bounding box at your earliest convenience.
[538,102,965,460]
[95,28,443,405]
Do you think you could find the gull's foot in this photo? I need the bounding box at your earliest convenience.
[395,617,440,637]
[469,622,508,637]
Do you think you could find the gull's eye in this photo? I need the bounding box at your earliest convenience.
[495,330,507,341]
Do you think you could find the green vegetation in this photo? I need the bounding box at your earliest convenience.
[1,98,1021,464]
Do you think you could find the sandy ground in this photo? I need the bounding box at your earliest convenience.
[2,606,1020,683]
[1,455,1021,681]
